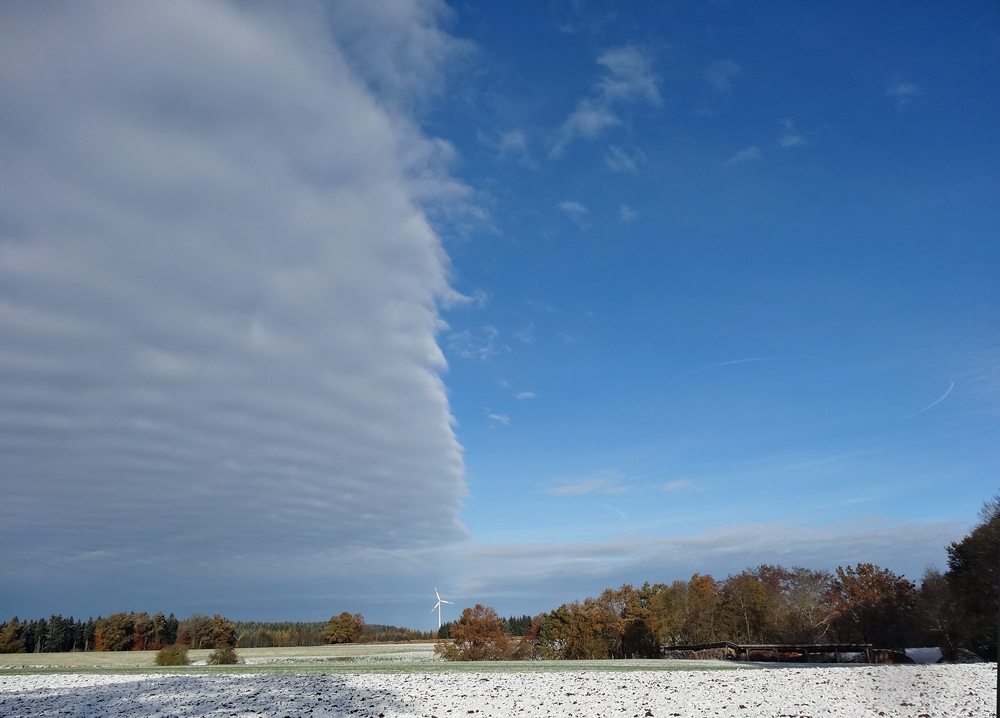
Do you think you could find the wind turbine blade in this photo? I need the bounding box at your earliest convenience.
[430,602,440,613]
[435,587,441,601]
[442,600,454,605]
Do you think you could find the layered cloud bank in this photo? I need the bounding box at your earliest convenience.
[0,2,977,625]
[0,1,468,600]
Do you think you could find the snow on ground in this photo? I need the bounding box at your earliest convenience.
[0,664,993,718]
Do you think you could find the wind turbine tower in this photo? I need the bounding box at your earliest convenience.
[430,587,454,629]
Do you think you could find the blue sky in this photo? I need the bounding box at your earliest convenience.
[0,1,997,629]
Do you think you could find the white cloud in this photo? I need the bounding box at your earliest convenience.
[662,479,693,492]
[705,60,742,93]
[513,323,534,343]
[605,145,645,173]
[778,119,805,148]
[445,518,965,598]
[619,204,638,223]
[444,287,489,309]
[479,128,537,168]
[498,129,528,153]
[448,325,499,359]
[724,145,763,166]
[527,299,557,313]
[595,47,662,105]
[0,1,470,601]
[487,412,510,425]
[516,391,536,399]
[544,474,626,496]
[558,200,590,228]
[554,100,622,151]
[328,0,475,109]
[552,46,660,156]
[886,81,921,109]
[498,129,536,168]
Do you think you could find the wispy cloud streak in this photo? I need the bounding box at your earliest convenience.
[902,381,955,420]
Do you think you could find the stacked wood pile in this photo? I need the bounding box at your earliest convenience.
[661,642,914,664]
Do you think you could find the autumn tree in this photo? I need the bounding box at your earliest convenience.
[721,572,767,643]
[436,604,517,661]
[0,618,25,653]
[598,584,658,658]
[828,563,916,649]
[206,614,236,649]
[683,574,724,644]
[645,580,690,646]
[131,612,152,651]
[536,599,615,659]
[96,613,133,651]
[177,614,212,649]
[322,612,365,645]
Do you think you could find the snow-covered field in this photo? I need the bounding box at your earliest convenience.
[1,664,993,718]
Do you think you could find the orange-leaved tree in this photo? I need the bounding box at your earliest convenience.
[436,604,525,660]
[322,612,365,644]
[828,563,916,649]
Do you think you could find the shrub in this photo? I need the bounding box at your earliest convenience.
[207,646,239,665]
[154,644,189,666]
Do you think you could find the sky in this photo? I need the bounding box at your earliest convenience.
[1,1,997,630]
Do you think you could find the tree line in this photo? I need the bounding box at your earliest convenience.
[0,610,434,654]
[0,612,182,654]
[439,496,999,661]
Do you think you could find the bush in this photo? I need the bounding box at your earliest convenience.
[207,646,239,665]
[154,644,188,666]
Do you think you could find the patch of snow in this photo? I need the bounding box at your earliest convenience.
[0,664,993,717]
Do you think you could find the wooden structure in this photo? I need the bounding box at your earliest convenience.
[660,641,912,664]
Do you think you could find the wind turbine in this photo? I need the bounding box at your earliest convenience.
[430,587,453,629]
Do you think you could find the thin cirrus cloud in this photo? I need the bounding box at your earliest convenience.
[551,46,661,157]
[557,201,590,228]
[886,80,921,109]
[512,322,535,344]
[724,145,763,166]
[447,325,500,359]
[544,475,627,496]
[0,0,471,603]
[705,59,742,93]
[778,119,805,148]
[663,480,693,492]
[605,145,645,173]
[478,128,537,168]
[516,391,536,400]
[620,204,638,223]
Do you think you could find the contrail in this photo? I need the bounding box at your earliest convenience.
[597,502,629,520]
[695,357,770,372]
[903,380,954,420]
[665,357,777,386]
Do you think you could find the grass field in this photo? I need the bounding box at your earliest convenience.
[0,643,749,675]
